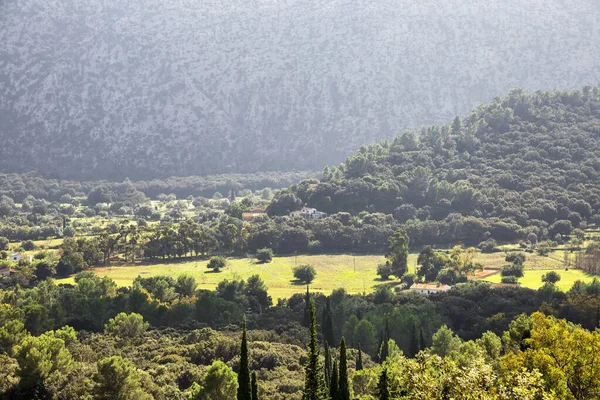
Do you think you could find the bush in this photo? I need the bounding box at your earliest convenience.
[537,243,551,256]
[0,237,8,251]
[293,264,316,284]
[256,248,274,263]
[437,268,458,285]
[505,252,526,265]
[63,226,76,237]
[104,312,148,338]
[501,263,524,278]
[541,271,561,284]
[377,262,393,280]
[501,276,518,284]
[207,256,227,272]
[21,240,36,251]
[478,239,497,253]
[401,273,416,287]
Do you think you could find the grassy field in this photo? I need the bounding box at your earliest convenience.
[58,254,394,299]
[486,268,596,291]
[472,251,564,270]
[55,250,596,297]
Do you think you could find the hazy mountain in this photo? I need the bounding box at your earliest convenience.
[1,0,599,179]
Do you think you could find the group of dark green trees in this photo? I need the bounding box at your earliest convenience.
[269,87,600,247]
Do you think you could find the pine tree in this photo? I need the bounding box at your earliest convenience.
[377,368,390,400]
[409,322,419,358]
[338,337,350,400]
[356,344,363,371]
[303,286,311,328]
[329,361,339,400]
[237,318,252,400]
[251,371,259,400]
[303,298,327,400]
[322,297,335,346]
[419,327,426,350]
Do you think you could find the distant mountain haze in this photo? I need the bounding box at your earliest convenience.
[1,0,599,179]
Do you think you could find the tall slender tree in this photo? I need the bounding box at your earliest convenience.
[303,286,311,328]
[378,321,390,363]
[419,327,426,350]
[324,342,332,390]
[322,297,335,346]
[338,337,350,400]
[377,368,390,400]
[409,322,419,358]
[329,361,339,400]
[303,298,327,400]
[251,371,259,400]
[356,344,363,371]
[237,318,252,400]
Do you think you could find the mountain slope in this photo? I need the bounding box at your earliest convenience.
[275,87,600,244]
[1,0,600,179]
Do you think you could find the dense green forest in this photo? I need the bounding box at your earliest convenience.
[2,270,600,399]
[271,87,600,246]
[0,171,314,203]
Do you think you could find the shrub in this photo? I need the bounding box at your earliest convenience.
[104,312,148,338]
[501,263,524,278]
[537,243,551,256]
[207,256,227,272]
[541,271,561,284]
[401,273,416,287]
[293,264,316,284]
[478,239,497,253]
[437,268,458,285]
[377,262,393,280]
[256,248,274,263]
[0,237,8,251]
[505,252,526,265]
[501,275,518,284]
[21,240,36,251]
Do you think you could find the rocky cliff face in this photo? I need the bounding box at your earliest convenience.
[1,0,599,179]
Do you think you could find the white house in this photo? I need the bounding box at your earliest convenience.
[409,283,452,295]
[10,253,32,263]
[289,207,327,220]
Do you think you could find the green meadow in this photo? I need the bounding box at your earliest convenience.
[56,249,598,298]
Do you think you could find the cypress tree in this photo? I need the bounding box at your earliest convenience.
[251,371,259,400]
[338,337,350,400]
[329,361,339,400]
[303,298,327,400]
[384,320,390,340]
[303,286,311,328]
[356,344,363,371]
[377,368,390,400]
[322,297,335,346]
[409,322,419,358]
[237,318,252,400]
[378,321,390,363]
[419,327,426,350]
[324,342,332,390]
[378,338,389,364]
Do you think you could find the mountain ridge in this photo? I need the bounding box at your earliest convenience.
[1,0,600,179]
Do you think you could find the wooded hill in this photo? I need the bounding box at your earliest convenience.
[1,0,600,179]
[275,86,600,245]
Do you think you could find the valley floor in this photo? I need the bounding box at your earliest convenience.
[57,250,596,297]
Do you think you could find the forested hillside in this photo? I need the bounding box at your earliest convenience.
[1,0,600,179]
[274,87,600,245]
